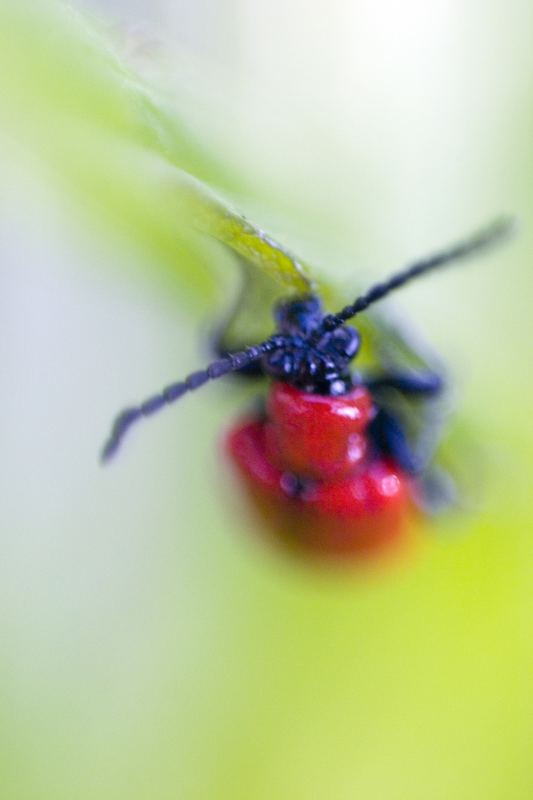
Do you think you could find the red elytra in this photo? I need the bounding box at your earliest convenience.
[226,383,415,559]
[265,382,373,481]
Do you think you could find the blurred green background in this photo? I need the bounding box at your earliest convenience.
[1,2,532,799]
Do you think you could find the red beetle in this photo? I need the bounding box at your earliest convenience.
[227,386,411,558]
[102,219,511,558]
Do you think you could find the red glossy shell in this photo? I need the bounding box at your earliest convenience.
[227,418,412,558]
[266,382,374,481]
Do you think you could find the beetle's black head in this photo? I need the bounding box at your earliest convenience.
[274,295,323,336]
[264,295,361,394]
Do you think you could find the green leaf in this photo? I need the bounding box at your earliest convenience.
[0,0,312,296]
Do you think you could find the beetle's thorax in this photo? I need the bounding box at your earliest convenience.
[261,295,361,395]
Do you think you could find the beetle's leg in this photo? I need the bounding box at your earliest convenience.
[368,407,422,474]
[365,369,443,396]
[367,387,457,512]
[209,266,267,380]
[364,367,446,470]
[365,367,446,466]
[361,338,459,511]
[368,407,458,511]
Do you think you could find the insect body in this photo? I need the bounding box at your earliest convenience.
[101,219,511,555]
[224,296,443,557]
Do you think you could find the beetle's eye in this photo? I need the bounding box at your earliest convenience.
[329,327,361,360]
[275,295,323,336]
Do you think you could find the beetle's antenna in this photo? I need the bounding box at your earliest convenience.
[101,338,280,463]
[318,217,514,336]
